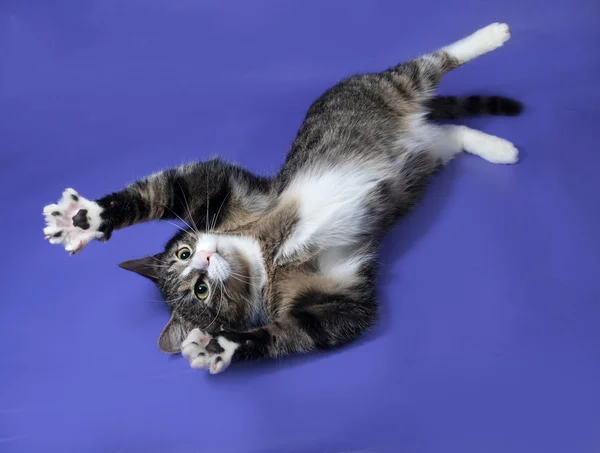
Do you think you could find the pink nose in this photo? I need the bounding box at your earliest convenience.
[196,250,213,264]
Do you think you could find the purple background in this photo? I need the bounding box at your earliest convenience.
[1,1,599,452]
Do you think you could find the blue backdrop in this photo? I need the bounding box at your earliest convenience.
[1,1,599,452]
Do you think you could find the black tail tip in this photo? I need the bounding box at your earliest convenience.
[497,97,524,116]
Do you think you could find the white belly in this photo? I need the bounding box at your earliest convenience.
[277,164,383,260]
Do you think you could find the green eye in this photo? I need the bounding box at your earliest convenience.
[176,247,192,261]
[194,280,210,300]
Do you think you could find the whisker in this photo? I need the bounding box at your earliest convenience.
[210,193,230,231]
[205,179,209,233]
[162,219,187,233]
[226,270,261,282]
[204,282,224,331]
[197,300,209,318]
[163,204,195,233]
[145,299,171,305]
[147,254,165,263]
[220,281,233,299]
[178,181,200,234]
[144,255,170,268]
[142,264,171,269]
[228,269,260,279]
[226,274,255,285]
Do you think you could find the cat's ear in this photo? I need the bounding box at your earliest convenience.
[157,314,191,353]
[118,254,164,282]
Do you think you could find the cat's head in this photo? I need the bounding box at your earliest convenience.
[119,229,265,353]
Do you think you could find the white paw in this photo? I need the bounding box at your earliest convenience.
[469,135,519,164]
[43,188,105,254]
[445,23,510,63]
[181,328,239,375]
[473,22,511,52]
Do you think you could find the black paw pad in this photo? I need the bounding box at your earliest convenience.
[72,209,90,230]
[206,338,225,354]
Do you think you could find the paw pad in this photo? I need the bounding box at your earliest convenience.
[43,188,104,254]
[181,328,239,375]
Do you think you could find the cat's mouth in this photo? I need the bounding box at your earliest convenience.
[206,253,231,282]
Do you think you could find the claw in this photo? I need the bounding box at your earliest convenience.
[69,241,84,255]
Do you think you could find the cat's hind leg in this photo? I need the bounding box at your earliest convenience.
[442,23,510,65]
[412,24,517,165]
[384,23,511,106]
[431,124,519,165]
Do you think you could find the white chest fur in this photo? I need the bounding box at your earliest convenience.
[276,164,383,261]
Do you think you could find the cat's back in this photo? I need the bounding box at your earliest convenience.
[278,72,421,182]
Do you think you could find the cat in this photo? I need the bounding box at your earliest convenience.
[43,23,522,374]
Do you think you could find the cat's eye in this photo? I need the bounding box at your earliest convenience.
[176,247,192,261]
[194,280,210,300]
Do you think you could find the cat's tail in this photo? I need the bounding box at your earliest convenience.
[425,95,523,120]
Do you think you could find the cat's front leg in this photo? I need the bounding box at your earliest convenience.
[181,328,240,375]
[43,188,106,254]
[180,291,378,374]
[43,159,272,255]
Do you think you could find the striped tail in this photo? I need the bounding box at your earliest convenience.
[426,95,523,120]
